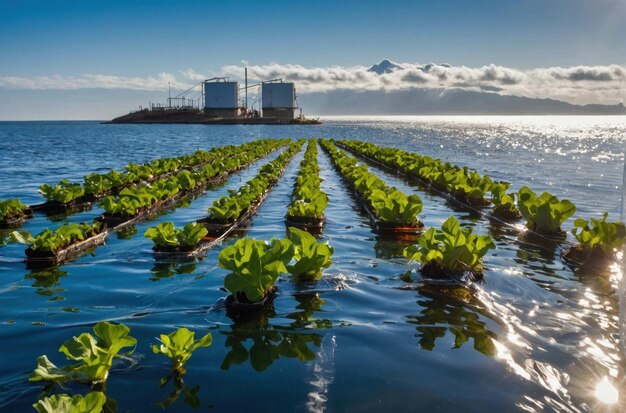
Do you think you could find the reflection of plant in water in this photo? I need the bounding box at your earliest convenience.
[150,260,197,281]
[116,225,137,240]
[516,231,562,263]
[374,237,414,259]
[221,329,321,372]
[222,293,329,372]
[286,293,332,329]
[156,374,201,410]
[27,268,68,298]
[406,286,498,356]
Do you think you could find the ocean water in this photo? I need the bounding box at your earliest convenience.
[0,116,625,412]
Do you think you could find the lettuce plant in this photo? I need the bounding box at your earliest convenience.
[33,392,106,413]
[404,216,495,275]
[30,321,136,384]
[572,213,626,256]
[287,227,334,281]
[83,173,113,196]
[218,238,294,303]
[517,186,576,234]
[490,181,520,218]
[0,199,28,221]
[144,222,208,249]
[152,327,212,375]
[369,188,423,225]
[39,179,85,204]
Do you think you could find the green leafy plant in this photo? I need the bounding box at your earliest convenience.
[403,216,495,275]
[152,327,212,375]
[39,180,85,204]
[286,227,334,281]
[33,392,106,413]
[516,186,576,234]
[490,181,520,218]
[0,198,29,221]
[144,222,208,250]
[29,321,136,384]
[572,213,626,255]
[218,237,294,302]
[369,188,423,224]
[83,173,113,197]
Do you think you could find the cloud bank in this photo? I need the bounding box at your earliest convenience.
[1,61,624,105]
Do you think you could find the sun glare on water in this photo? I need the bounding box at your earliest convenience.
[594,377,619,405]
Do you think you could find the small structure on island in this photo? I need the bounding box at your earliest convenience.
[203,78,239,118]
[262,81,296,120]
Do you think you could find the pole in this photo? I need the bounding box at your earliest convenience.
[245,67,248,110]
[168,82,171,108]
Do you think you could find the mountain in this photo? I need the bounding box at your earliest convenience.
[299,88,626,115]
[368,59,403,74]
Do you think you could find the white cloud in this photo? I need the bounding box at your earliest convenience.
[0,72,190,91]
[1,61,625,105]
[221,62,626,105]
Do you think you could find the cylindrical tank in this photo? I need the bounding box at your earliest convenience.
[204,81,238,108]
[204,81,239,117]
[262,82,295,109]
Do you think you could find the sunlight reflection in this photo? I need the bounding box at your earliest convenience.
[594,377,619,405]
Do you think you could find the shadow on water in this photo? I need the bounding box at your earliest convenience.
[406,284,498,357]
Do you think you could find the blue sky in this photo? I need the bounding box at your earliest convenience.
[0,0,625,119]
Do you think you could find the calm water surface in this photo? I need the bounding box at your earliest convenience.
[0,116,625,412]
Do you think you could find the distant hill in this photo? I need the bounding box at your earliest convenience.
[299,88,626,115]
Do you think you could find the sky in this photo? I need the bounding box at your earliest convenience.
[0,0,625,119]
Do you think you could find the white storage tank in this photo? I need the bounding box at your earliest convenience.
[204,81,239,117]
[262,82,295,119]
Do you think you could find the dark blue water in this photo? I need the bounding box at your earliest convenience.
[0,117,625,412]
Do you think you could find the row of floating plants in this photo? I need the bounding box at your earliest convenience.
[0,139,284,228]
[285,139,328,233]
[319,139,495,279]
[8,139,290,268]
[335,139,498,209]
[334,139,626,271]
[30,228,334,409]
[31,149,222,216]
[145,140,305,258]
[319,139,424,238]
